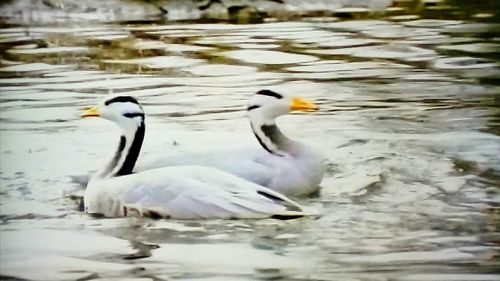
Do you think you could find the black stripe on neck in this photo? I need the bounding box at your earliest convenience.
[105,96,139,106]
[253,131,274,155]
[104,136,126,176]
[247,105,261,111]
[261,124,280,147]
[256,90,283,99]
[253,124,285,157]
[115,120,145,176]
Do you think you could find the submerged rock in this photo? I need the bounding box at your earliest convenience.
[0,0,394,24]
[0,0,162,24]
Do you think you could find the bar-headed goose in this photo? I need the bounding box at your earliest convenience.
[139,90,326,197]
[80,95,307,219]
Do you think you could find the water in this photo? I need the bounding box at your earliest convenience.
[1,2,500,281]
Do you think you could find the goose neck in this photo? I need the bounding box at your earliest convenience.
[251,120,294,157]
[98,121,145,179]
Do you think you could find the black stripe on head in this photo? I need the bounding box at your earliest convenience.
[105,96,139,106]
[247,105,261,111]
[256,90,283,99]
[123,112,145,119]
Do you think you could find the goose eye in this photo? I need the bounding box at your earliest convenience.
[123,112,144,118]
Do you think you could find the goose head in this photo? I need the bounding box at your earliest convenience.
[247,89,318,124]
[81,95,146,179]
[247,90,318,157]
[81,96,145,132]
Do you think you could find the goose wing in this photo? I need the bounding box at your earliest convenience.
[137,147,276,186]
[90,166,304,219]
[136,148,317,195]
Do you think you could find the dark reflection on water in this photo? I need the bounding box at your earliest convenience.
[1,1,499,281]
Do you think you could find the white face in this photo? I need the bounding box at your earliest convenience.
[247,91,292,124]
[247,90,319,126]
[83,96,145,130]
[102,100,142,120]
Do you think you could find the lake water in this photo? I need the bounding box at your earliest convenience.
[1,1,499,280]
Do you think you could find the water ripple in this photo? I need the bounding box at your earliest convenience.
[1,11,499,281]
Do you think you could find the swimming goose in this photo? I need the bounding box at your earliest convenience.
[139,90,326,197]
[80,95,307,219]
